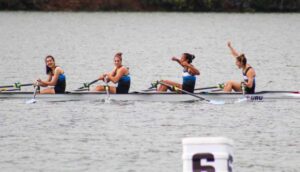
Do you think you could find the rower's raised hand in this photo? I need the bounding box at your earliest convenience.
[227,41,240,57]
[171,57,179,62]
[227,41,232,48]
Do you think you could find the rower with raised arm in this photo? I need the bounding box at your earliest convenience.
[95,52,131,94]
[36,55,66,94]
[158,53,200,93]
[224,41,256,94]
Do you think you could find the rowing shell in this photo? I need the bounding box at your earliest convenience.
[0,91,299,102]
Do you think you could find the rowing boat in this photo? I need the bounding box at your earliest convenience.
[0,91,299,102]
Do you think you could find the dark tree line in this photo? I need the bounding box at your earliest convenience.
[0,0,299,12]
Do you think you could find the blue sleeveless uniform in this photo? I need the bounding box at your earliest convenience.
[54,73,66,94]
[116,74,130,94]
[243,67,255,94]
[182,69,196,93]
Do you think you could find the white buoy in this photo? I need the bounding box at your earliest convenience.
[182,137,234,172]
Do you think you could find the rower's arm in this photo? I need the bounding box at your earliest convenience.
[41,68,62,86]
[98,75,104,81]
[227,41,240,57]
[172,57,184,67]
[107,67,126,84]
[110,67,118,77]
[38,74,52,87]
[47,75,52,82]
[190,66,200,75]
[182,62,200,75]
[245,69,255,88]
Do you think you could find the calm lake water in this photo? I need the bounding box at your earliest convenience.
[0,12,299,172]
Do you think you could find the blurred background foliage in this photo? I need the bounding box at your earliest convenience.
[0,0,299,12]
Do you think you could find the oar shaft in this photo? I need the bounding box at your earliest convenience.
[104,76,110,102]
[33,86,38,99]
[195,86,218,91]
[74,88,89,92]
[0,88,20,92]
[159,81,206,101]
[0,83,33,89]
[21,83,34,87]
[89,79,99,85]
[0,85,14,89]
[78,79,99,89]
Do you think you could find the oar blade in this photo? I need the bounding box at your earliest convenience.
[25,85,39,104]
[104,98,111,103]
[26,98,37,104]
[234,97,248,103]
[208,100,225,105]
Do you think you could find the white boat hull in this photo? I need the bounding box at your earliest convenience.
[0,91,299,102]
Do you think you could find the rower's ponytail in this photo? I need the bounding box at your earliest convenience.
[236,54,247,66]
[184,53,196,63]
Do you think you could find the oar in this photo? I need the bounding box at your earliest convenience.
[194,86,218,91]
[0,88,21,92]
[77,79,99,90]
[104,76,110,103]
[194,83,225,91]
[26,85,39,104]
[235,82,248,103]
[140,88,156,92]
[0,82,33,89]
[158,81,225,105]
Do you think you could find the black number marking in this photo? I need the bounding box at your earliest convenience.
[227,154,233,172]
[192,153,215,172]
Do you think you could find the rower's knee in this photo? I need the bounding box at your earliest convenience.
[224,80,234,92]
[95,85,103,91]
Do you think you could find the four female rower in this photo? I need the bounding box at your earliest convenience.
[36,55,66,94]
[95,52,131,94]
[223,42,256,94]
[157,53,200,93]
[31,44,255,94]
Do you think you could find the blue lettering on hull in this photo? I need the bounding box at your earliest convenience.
[246,96,264,101]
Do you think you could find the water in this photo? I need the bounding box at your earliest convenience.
[0,12,300,172]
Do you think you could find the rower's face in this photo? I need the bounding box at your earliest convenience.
[114,57,122,67]
[180,55,187,63]
[236,60,242,69]
[46,57,55,68]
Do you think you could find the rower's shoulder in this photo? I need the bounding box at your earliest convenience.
[246,65,256,75]
[54,66,64,74]
[246,64,255,70]
[120,66,129,72]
